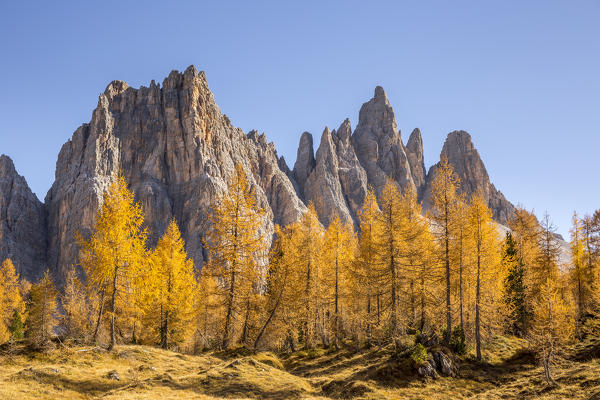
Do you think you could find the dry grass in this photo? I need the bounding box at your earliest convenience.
[1,336,600,399]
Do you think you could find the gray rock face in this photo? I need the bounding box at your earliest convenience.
[422,130,515,224]
[292,132,316,200]
[406,128,426,196]
[1,71,522,283]
[44,66,305,282]
[0,155,47,280]
[352,86,414,196]
[331,119,367,220]
[303,127,352,226]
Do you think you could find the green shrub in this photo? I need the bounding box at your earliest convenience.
[450,326,466,355]
[410,343,428,365]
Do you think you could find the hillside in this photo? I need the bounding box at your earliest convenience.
[2,337,600,400]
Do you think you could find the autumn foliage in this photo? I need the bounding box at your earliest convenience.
[0,161,595,387]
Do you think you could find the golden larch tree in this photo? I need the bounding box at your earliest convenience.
[467,192,502,361]
[430,157,461,340]
[78,175,147,350]
[203,163,267,349]
[351,189,383,343]
[376,180,405,336]
[60,269,91,342]
[146,220,198,349]
[323,216,357,348]
[25,270,59,348]
[0,258,26,343]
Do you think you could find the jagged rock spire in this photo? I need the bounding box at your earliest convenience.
[352,86,414,196]
[0,155,47,281]
[406,128,426,196]
[423,130,515,224]
[292,132,316,199]
[303,127,352,226]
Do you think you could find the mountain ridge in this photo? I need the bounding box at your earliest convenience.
[0,65,520,281]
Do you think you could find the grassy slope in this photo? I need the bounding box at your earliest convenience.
[1,337,600,399]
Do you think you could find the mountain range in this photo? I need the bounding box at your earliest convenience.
[0,65,519,282]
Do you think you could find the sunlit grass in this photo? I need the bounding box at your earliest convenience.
[1,336,600,399]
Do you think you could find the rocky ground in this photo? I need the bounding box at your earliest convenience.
[1,336,599,399]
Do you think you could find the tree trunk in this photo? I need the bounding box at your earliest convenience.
[222,270,236,349]
[254,266,288,352]
[445,208,452,343]
[241,298,251,345]
[459,233,464,332]
[108,265,119,351]
[334,253,339,349]
[161,310,169,349]
[92,288,105,344]
[475,245,482,361]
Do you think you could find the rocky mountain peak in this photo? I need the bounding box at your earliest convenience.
[293,132,316,199]
[303,127,352,226]
[0,155,47,281]
[423,130,516,225]
[334,118,352,145]
[406,128,426,195]
[352,86,413,195]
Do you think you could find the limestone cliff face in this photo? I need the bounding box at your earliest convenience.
[422,130,515,225]
[0,155,46,280]
[406,128,426,197]
[302,127,352,226]
[44,66,305,282]
[352,86,414,197]
[1,68,523,282]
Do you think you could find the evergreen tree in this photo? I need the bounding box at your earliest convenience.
[0,258,26,344]
[503,233,529,337]
[9,309,24,340]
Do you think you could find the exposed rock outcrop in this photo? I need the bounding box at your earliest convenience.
[0,155,46,280]
[292,132,316,200]
[423,130,515,225]
[331,119,367,220]
[352,86,414,196]
[0,68,526,282]
[44,66,305,282]
[303,127,352,226]
[406,128,426,197]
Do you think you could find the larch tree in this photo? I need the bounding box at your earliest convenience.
[78,175,147,351]
[323,216,357,348]
[351,189,383,343]
[531,277,573,386]
[507,207,541,335]
[581,211,600,327]
[0,258,26,343]
[430,157,461,340]
[467,192,502,361]
[203,163,266,349]
[376,180,405,336]
[529,213,574,386]
[570,212,588,335]
[452,195,470,333]
[25,271,59,348]
[60,269,91,342]
[253,225,304,351]
[396,186,438,334]
[146,220,198,349]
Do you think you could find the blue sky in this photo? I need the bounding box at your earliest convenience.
[1,1,598,238]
